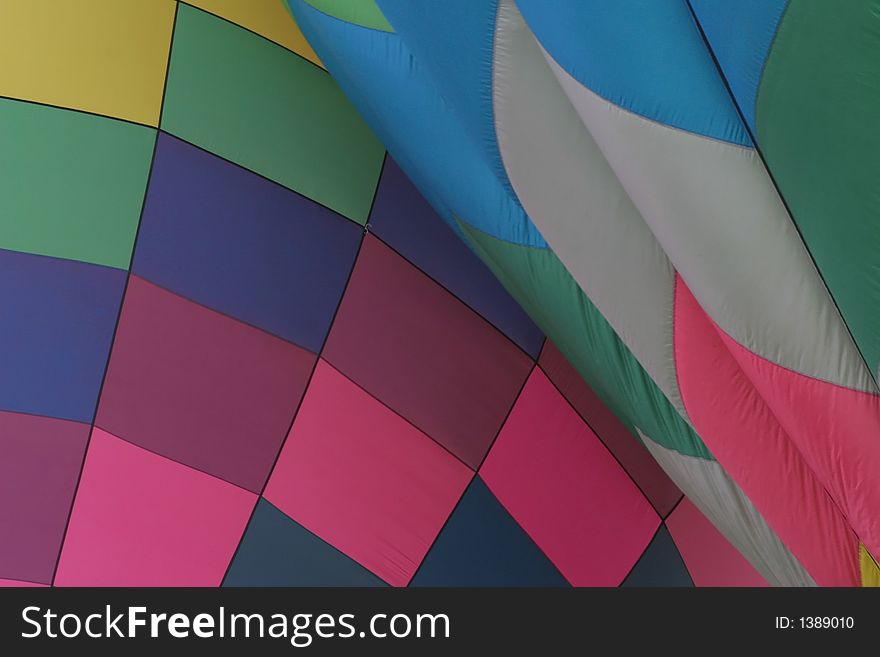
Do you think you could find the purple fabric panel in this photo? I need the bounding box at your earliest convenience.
[323,236,533,468]
[133,134,362,352]
[539,341,682,516]
[95,276,316,492]
[0,411,90,584]
[0,249,125,422]
[369,158,544,357]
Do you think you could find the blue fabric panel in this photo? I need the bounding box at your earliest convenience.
[0,249,125,422]
[133,133,362,353]
[224,499,386,587]
[288,0,548,248]
[369,158,544,357]
[410,477,569,587]
[689,0,789,133]
[516,0,752,146]
[622,525,694,587]
[377,0,516,194]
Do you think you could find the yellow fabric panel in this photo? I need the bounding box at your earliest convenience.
[0,0,176,126]
[860,544,880,587]
[184,0,323,67]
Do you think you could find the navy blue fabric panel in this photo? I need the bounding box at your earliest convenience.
[410,477,568,587]
[516,0,751,146]
[0,249,125,422]
[689,0,789,133]
[622,525,693,587]
[224,500,386,587]
[369,158,544,358]
[133,133,362,353]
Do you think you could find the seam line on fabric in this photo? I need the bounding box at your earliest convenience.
[48,2,182,586]
[685,0,880,395]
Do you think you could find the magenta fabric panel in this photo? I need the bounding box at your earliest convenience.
[480,368,659,585]
[673,277,860,586]
[263,361,472,587]
[323,235,533,468]
[718,323,880,559]
[0,411,89,584]
[55,429,255,586]
[666,498,768,587]
[368,156,545,357]
[0,579,46,587]
[95,276,316,493]
[538,341,682,516]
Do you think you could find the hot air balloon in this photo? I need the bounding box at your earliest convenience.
[283,0,880,587]
[1,0,855,589]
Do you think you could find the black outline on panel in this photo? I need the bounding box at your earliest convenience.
[685,0,879,392]
[49,1,182,586]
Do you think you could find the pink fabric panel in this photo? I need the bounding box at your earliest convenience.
[264,360,472,587]
[55,429,255,586]
[667,498,768,587]
[96,276,316,493]
[539,341,682,516]
[0,579,46,587]
[717,324,880,558]
[323,235,533,468]
[0,411,89,585]
[480,368,659,585]
[673,277,859,585]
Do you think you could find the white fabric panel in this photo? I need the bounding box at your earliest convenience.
[491,0,685,416]
[542,49,875,394]
[640,430,815,587]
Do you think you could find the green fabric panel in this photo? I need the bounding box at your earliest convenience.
[756,0,880,375]
[162,4,384,224]
[0,98,154,270]
[457,219,713,460]
[300,0,393,32]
